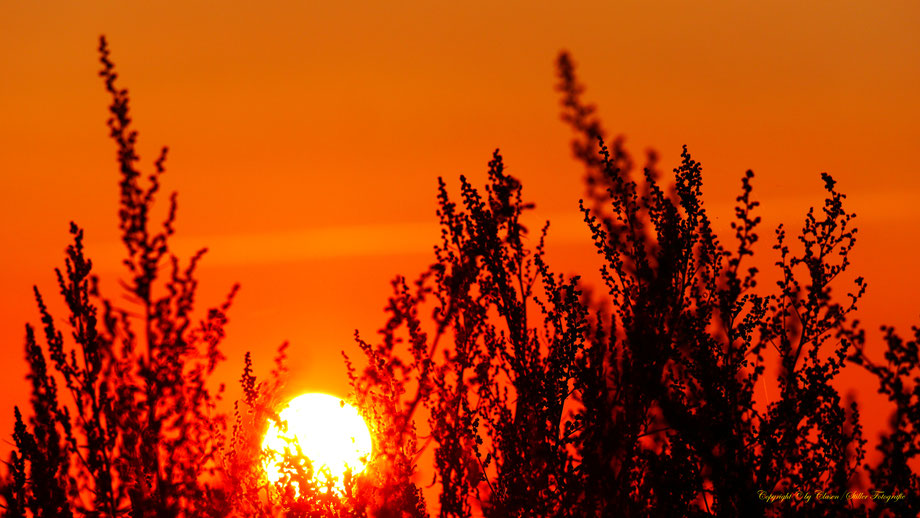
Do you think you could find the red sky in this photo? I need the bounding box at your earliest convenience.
[1,0,919,490]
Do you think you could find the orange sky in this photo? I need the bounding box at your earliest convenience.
[2,0,919,489]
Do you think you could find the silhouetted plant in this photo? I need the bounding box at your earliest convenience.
[1,36,240,517]
[557,52,869,517]
[345,53,913,518]
[0,36,416,518]
[3,38,917,518]
[850,326,920,517]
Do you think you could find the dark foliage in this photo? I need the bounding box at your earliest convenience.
[346,54,914,517]
[850,326,920,516]
[1,36,238,517]
[2,40,917,517]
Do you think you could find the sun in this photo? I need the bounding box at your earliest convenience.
[261,393,373,492]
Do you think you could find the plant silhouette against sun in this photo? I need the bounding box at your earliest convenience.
[346,54,915,518]
[2,39,918,518]
[0,37,364,518]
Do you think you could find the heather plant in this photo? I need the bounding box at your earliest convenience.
[3,38,919,518]
[345,54,912,518]
[0,36,421,518]
[1,36,239,516]
[556,52,868,517]
[850,326,920,517]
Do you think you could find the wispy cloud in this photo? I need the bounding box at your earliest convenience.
[90,189,918,269]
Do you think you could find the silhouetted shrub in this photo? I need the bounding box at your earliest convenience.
[2,40,916,518]
[347,53,913,518]
[1,36,239,517]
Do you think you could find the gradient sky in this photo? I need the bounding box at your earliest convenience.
[2,0,919,488]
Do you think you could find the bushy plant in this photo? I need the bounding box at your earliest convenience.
[2,40,917,518]
[1,36,239,517]
[347,53,913,518]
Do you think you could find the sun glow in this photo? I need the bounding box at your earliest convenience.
[261,393,373,492]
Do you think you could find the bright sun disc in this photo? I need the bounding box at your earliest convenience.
[262,393,373,492]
